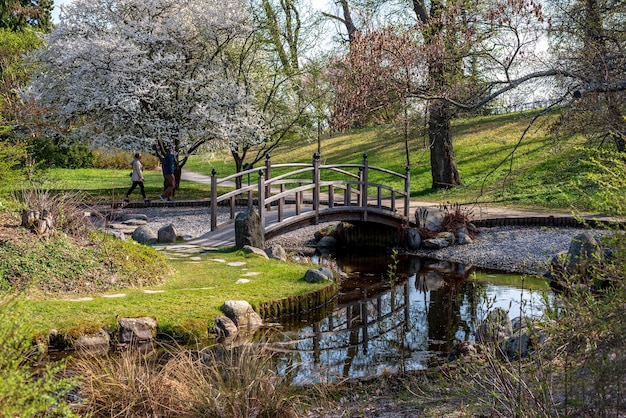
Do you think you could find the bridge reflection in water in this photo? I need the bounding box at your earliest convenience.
[262,252,549,385]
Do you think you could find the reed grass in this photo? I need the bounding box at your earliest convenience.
[71,341,301,417]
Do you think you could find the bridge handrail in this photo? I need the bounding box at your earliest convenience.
[319,164,361,179]
[368,165,409,180]
[215,184,256,202]
[209,153,410,232]
[215,167,260,185]
[265,166,314,184]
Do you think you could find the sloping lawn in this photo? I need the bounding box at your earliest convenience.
[15,247,324,342]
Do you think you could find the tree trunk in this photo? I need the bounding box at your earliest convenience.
[428,99,460,189]
[233,155,244,189]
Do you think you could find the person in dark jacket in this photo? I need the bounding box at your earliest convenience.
[160,149,175,201]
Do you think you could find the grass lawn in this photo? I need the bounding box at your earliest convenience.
[182,111,601,213]
[17,247,323,342]
[34,110,614,214]
[40,167,213,201]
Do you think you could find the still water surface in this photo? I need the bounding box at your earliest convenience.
[266,250,551,385]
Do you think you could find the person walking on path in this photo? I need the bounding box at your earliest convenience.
[125,153,149,202]
[160,149,175,201]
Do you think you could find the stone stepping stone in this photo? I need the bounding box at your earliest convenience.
[143,289,165,294]
[210,258,227,263]
[227,261,247,267]
[236,279,251,284]
[161,244,201,252]
[66,297,93,302]
[102,293,126,298]
[107,224,136,234]
[243,272,261,276]
[122,219,147,226]
[190,256,202,261]
[181,287,215,290]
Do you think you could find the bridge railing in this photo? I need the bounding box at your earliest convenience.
[210,153,410,232]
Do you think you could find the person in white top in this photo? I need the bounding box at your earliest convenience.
[124,153,149,202]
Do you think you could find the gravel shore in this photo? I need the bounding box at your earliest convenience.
[121,206,608,275]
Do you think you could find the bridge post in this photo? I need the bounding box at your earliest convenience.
[361,153,368,221]
[257,169,265,228]
[313,153,320,224]
[210,168,217,231]
[265,154,271,212]
[404,166,410,219]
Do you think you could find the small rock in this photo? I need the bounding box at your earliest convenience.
[243,245,269,258]
[265,244,287,261]
[304,268,333,283]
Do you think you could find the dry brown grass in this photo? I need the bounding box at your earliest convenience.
[70,342,301,418]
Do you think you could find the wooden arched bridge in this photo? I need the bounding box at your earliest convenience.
[208,153,412,239]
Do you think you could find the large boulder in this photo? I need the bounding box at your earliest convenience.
[118,317,157,344]
[157,224,178,243]
[212,315,239,339]
[457,227,473,245]
[235,207,264,250]
[221,300,263,331]
[75,328,111,355]
[548,232,605,289]
[566,232,602,275]
[317,235,337,249]
[406,228,421,251]
[499,317,547,360]
[131,225,158,245]
[414,206,445,230]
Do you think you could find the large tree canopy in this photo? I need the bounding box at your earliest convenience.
[28,0,264,168]
[547,0,626,151]
[324,0,548,188]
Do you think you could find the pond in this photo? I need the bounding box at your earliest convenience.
[264,250,551,385]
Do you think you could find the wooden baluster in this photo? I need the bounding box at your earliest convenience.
[404,166,411,218]
[361,153,368,221]
[328,185,334,208]
[257,169,265,228]
[313,153,320,224]
[278,183,284,222]
[210,168,217,231]
[265,154,271,212]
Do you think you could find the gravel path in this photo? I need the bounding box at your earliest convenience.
[118,206,608,275]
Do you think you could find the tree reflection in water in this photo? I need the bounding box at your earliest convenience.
[266,251,549,385]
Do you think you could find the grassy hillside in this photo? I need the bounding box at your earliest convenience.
[186,111,610,214]
[36,111,616,214]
